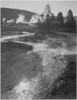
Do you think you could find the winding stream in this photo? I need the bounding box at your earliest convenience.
[1,33,76,99]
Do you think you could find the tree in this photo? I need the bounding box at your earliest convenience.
[43,4,52,19]
[50,13,56,32]
[66,9,74,21]
[65,9,76,32]
[37,4,52,34]
[37,4,56,34]
[56,12,64,29]
[44,14,51,33]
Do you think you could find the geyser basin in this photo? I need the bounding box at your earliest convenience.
[1,35,76,99]
[1,48,67,99]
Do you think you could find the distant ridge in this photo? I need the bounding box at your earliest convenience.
[1,8,36,22]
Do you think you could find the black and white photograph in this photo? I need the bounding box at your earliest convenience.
[1,0,77,99]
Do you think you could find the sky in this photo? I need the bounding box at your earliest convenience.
[1,0,77,16]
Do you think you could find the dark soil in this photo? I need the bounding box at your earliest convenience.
[43,54,76,99]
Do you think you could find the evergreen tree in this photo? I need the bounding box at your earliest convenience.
[43,4,52,19]
[44,14,51,33]
[65,9,76,32]
[57,12,64,29]
[66,9,74,21]
[41,4,52,33]
[37,4,56,34]
[50,13,56,32]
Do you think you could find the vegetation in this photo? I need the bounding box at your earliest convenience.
[37,4,76,34]
[65,9,76,32]
[1,5,76,34]
[1,4,76,100]
[1,8,35,22]
[56,12,64,30]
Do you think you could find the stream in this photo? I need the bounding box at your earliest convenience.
[1,33,76,99]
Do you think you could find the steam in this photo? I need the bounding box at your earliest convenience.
[7,19,14,23]
[16,14,27,24]
[1,33,76,99]
[8,75,40,100]
[29,14,44,24]
[2,18,7,23]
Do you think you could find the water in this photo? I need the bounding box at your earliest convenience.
[1,32,76,99]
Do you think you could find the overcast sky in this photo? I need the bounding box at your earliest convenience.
[1,0,77,16]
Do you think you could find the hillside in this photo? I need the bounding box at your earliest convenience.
[1,8,36,22]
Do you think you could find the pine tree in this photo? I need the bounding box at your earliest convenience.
[43,4,52,19]
[65,9,76,32]
[37,4,56,34]
[57,12,64,25]
[66,9,74,21]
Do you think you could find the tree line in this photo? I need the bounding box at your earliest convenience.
[37,4,76,33]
